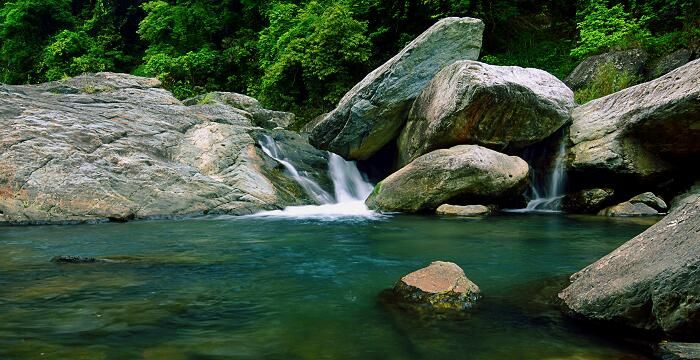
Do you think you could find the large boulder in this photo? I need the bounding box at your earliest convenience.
[651,49,694,79]
[656,342,700,360]
[559,197,700,338]
[398,61,574,166]
[562,188,616,214]
[568,59,700,181]
[391,261,481,313]
[0,73,328,224]
[309,17,484,160]
[366,145,528,212]
[565,48,648,90]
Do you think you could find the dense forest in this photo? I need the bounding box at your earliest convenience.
[1,0,698,124]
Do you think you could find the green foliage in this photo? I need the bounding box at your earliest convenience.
[574,62,639,104]
[256,1,371,112]
[481,36,577,80]
[141,47,222,99]
[571,1,651,58]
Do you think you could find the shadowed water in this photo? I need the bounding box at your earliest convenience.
[0,214,656,359]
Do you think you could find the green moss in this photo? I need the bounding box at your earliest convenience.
[196,93,217,105]
[574,62,639,104]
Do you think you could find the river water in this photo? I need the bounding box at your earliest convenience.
[0,214,655,359]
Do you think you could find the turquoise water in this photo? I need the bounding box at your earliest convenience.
[0,214,655,359]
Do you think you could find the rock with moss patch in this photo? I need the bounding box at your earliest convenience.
[565,49,648,91]
[183,92,294,129]
[562,188,616,214]
[392,261,481,314]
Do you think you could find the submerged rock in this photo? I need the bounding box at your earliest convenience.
[0,73,322,224]
[565,48,648,90]
[559,197,700,338]
[398,61,574,166]
[568,59,700,181]
[598,192,667,217]
[366,145,528,213]
[656,342,700,360]
[309,17,484,160]
[392,261,481,313]
[436,204,491,217]
[51,256,98,264]
[562,188,616,214]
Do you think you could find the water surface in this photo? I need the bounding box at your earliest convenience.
[0,214,655,359]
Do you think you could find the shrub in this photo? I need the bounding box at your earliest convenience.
[574,62,639,104]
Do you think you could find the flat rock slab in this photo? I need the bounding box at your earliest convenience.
[310,17,484,160]
[436,204,491,216]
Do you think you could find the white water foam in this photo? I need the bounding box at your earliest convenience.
[252,136,379,219]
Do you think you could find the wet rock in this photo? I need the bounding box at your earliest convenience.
[656,342,700,360]
[0,73,320,224]
[436,204,491,217]
[366,145,528,213]
[398,61,574,166]
[391,261,481,313]
[562,188,616,214]
[309,17,484,160]
[598,192,667,217]
[565,48,648,90]
[559,197,700,338]
[51,256,98,264]
[568,59,700,180]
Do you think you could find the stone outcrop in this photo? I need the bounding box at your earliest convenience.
[366,145,528,213]
[392,261,481,313]
[598,192,668,217]
[309,17,484,160]
[651,49,694,79]
[559,197,700,338]
[568,59,700,180]
[0,73,328,224]
[398,61,574,166]
[435,204,491,217]
[565,48,648,90]
[183,91,294,129]
[656,342,700,360]
[562,188,616,214]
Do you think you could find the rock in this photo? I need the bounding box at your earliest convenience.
[565,49,648,90]
[0,73,326,224]
[183,91,294,129]
[309,17,484,160]
[51,256,98,264]
[435,204,491,217]
[568,59,700,180]
[398,61,574,166]
[656,342,700,360]
[392,261,481,313]
[598,192,667,217]
[562,188,616,214]
[652,49,694,79]
[559,197,700,338]
[671,181,700,213]
[366,145,528,213]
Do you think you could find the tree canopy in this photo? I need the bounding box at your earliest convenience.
[0,0,697,122]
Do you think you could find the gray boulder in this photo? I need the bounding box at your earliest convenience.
[652,49,694,79]
[366,145,528,213]
[183,91,294,129]
[565,48,648,90]
[0,73,326,224]
[562,188,615,214]
[309,17,484,160]
[398,61,574,166]
[568,59,700,180]
[436,204,491,217]
[559,197,700,337]
[392,261,481,313]
[656,342,700,360]
[598,192,667,217]
[671,181,700,212]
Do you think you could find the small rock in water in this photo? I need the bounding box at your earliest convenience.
[436,204,491,217]
[389,261,481,315]
[51,256,98,264]
[656,342,700,360]
[598,192,667,217]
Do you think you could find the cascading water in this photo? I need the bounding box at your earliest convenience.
[255,136,377,218]
[511,139,567,213]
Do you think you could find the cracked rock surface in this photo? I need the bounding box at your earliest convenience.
[0,73,325,224]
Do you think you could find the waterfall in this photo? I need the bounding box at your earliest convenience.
[255,135,377,218]
[513,139,567,213]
